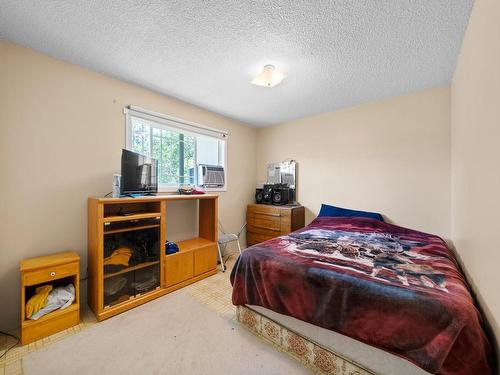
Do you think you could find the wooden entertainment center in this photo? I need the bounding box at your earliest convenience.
[87,194,218,321]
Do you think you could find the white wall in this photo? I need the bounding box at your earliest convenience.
[0,39,257,330]
[451,0,500,358]
[257,87,451,238]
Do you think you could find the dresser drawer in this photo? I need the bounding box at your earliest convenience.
[248,214,282,230]
[247,232,275,246]
[246,204,305,246]
[247,205,282,218]
[247,220,283,236]
[248,212,281,226]
[23,261,79,286]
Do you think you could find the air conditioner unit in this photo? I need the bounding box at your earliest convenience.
[198,164,225,188]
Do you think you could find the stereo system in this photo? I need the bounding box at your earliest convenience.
[256,183,294,205]
[262,184,274,204]
[256,160,297,206]
[255,188,263,204]
[272,185,291,205]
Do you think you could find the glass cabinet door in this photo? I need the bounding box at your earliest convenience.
[103,218,161,308]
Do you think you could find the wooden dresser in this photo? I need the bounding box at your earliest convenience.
[246,204,305,246]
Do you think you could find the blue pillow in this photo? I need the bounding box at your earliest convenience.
[318,204,384,221]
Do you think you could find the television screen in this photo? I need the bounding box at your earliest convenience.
[121,149,158,194]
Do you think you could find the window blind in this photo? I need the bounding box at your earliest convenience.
[124,105,229,140]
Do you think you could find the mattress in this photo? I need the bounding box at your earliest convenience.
[249,304,430,375]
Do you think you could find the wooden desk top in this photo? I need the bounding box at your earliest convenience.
[89,193,219,204]
[20,251,80,272]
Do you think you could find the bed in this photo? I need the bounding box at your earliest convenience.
[230,216,492,375]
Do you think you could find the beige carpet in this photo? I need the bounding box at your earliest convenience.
[23,289,310,375]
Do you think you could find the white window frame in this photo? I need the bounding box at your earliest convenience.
[124,106,228,192]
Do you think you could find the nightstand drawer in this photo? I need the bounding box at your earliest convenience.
[22,304,80,344]
[23,261,79,286]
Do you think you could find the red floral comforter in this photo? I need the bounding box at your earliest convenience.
[230,217,492,374]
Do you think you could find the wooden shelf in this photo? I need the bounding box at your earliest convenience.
[104,286,162,310]
[22,303,79,327]
[99,288,166,319]
[103,212,161,223]
[175,237,216,254]
[104,224,160,235]
[88,194,218,321]
[103,260,159,279]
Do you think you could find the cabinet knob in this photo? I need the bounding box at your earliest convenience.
[50,271,56,277]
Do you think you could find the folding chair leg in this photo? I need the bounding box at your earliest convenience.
[217,243,226,272]
[236,239,242,255]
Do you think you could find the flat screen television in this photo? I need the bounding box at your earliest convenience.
[121,149,158,195]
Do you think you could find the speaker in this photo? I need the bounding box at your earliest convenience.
[272,186,290,205]
[255,188,263,204]
[262,184,274,204]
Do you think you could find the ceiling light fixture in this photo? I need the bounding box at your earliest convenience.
[251,64,286,87]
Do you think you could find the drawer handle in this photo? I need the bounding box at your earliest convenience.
[254,212,281,217]
[253,225,280,232]
[50,271,56,277]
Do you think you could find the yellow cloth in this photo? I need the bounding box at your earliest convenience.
[25,285,52,319]
[103,247,133,267]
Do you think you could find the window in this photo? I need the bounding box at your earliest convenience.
[125,106,227,191]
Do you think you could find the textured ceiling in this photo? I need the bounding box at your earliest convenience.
[0,1,473,127]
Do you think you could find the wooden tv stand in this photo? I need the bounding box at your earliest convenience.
[87,194,218,321]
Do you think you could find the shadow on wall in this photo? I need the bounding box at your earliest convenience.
[445,240,499,374]
[303,206,317,225]
[0,254,88,333]
[381,215,394,225]
[0,265,21,331]
[0,171,111,331]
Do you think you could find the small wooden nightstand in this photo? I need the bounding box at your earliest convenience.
[20,251,80,345]
[246,204,305,246]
